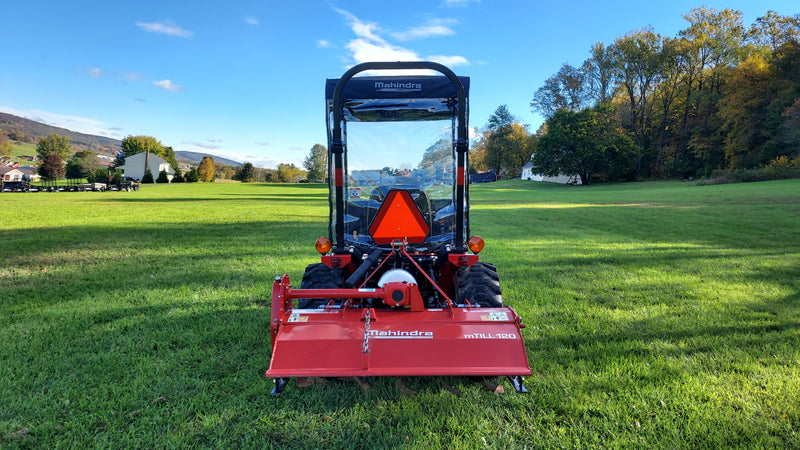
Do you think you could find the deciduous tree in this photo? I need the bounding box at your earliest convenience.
[303,144,328,183]
[236,162,255,182]
[534,107,637,184]
[38,152,66,181]
[197,156,215,182]
[584,42,617,105]
[65,151,101,179]
[0,133,12,159]
[277,163,306,183]
[36,134,72,160]
[485,123,532,178]
[531,64,590,118]
[469,131,489,173]
[747,11,800,52]
[611,28,666,178]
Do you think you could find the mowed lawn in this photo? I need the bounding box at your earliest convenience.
[1,180,798,448]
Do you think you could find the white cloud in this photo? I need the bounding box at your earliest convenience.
[346,39,419,64]
[334,8,384,43]
[391,19,457,41]
[334,8,467,70]
[182,140,220,150]
[182,139,223,150]
[426,55,469,66]
[244,16,259,25]
[317,39,333,48]
[83,68,148,85]
[152,79,184,92]
[135,21,194,38]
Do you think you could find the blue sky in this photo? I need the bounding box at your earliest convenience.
[2,0,797,168]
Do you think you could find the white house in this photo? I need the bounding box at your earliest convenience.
[119,152,174,182]
[521,159,581,185]
[1,167,24,182]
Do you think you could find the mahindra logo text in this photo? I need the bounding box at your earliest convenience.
[368,329,433,338]
[375,81,422,90]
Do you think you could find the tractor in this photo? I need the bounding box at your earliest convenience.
[266,61,531,395]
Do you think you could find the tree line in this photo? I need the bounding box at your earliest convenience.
[473,7,800,184]
[28,132,318,184]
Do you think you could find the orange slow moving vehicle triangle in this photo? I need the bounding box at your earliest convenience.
[369,190,430,244]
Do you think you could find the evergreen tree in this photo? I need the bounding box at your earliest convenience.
[156,170,170,183]
[172,166,184,183]
[142,168,155,183]
[185,167,200,182]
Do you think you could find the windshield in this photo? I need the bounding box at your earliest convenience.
[338,119,456,248]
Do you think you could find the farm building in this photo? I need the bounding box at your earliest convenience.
[521,161,581,185]
[119,152,174,182]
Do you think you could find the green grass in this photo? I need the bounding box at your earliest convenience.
[1,180,798,448]
[8,140,37,159]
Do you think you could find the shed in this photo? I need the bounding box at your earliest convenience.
[119,152,174,182]
[469,171,497,184]
[521,156,581,184]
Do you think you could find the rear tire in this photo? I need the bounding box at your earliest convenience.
[298,263,344,309]
[455,262,503,307]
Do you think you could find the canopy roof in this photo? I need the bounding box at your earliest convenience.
[325,75,470,122]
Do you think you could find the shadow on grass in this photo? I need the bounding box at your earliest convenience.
[3,182,799,446]
[0,219,324,309]
[96,195,326,204]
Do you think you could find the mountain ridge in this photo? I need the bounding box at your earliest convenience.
[1,112,122,157]
[1,112,242,166]
[174,151,242,167]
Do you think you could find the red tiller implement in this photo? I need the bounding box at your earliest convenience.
[266,61,532,394]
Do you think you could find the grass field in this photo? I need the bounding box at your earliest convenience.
[1,180,798,448]
[8,141,37,159]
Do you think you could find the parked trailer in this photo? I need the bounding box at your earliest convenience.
[1,180,139,192]
[1,181,33,192]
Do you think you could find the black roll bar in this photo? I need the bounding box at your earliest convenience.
[329,61,469,250]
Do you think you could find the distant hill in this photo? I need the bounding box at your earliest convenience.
[1,112,242,167]
[0,112,122,157]
[175,151,242,167]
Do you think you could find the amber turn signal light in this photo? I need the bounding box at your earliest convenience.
[467,235,485,253]
[315,237,332,254]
